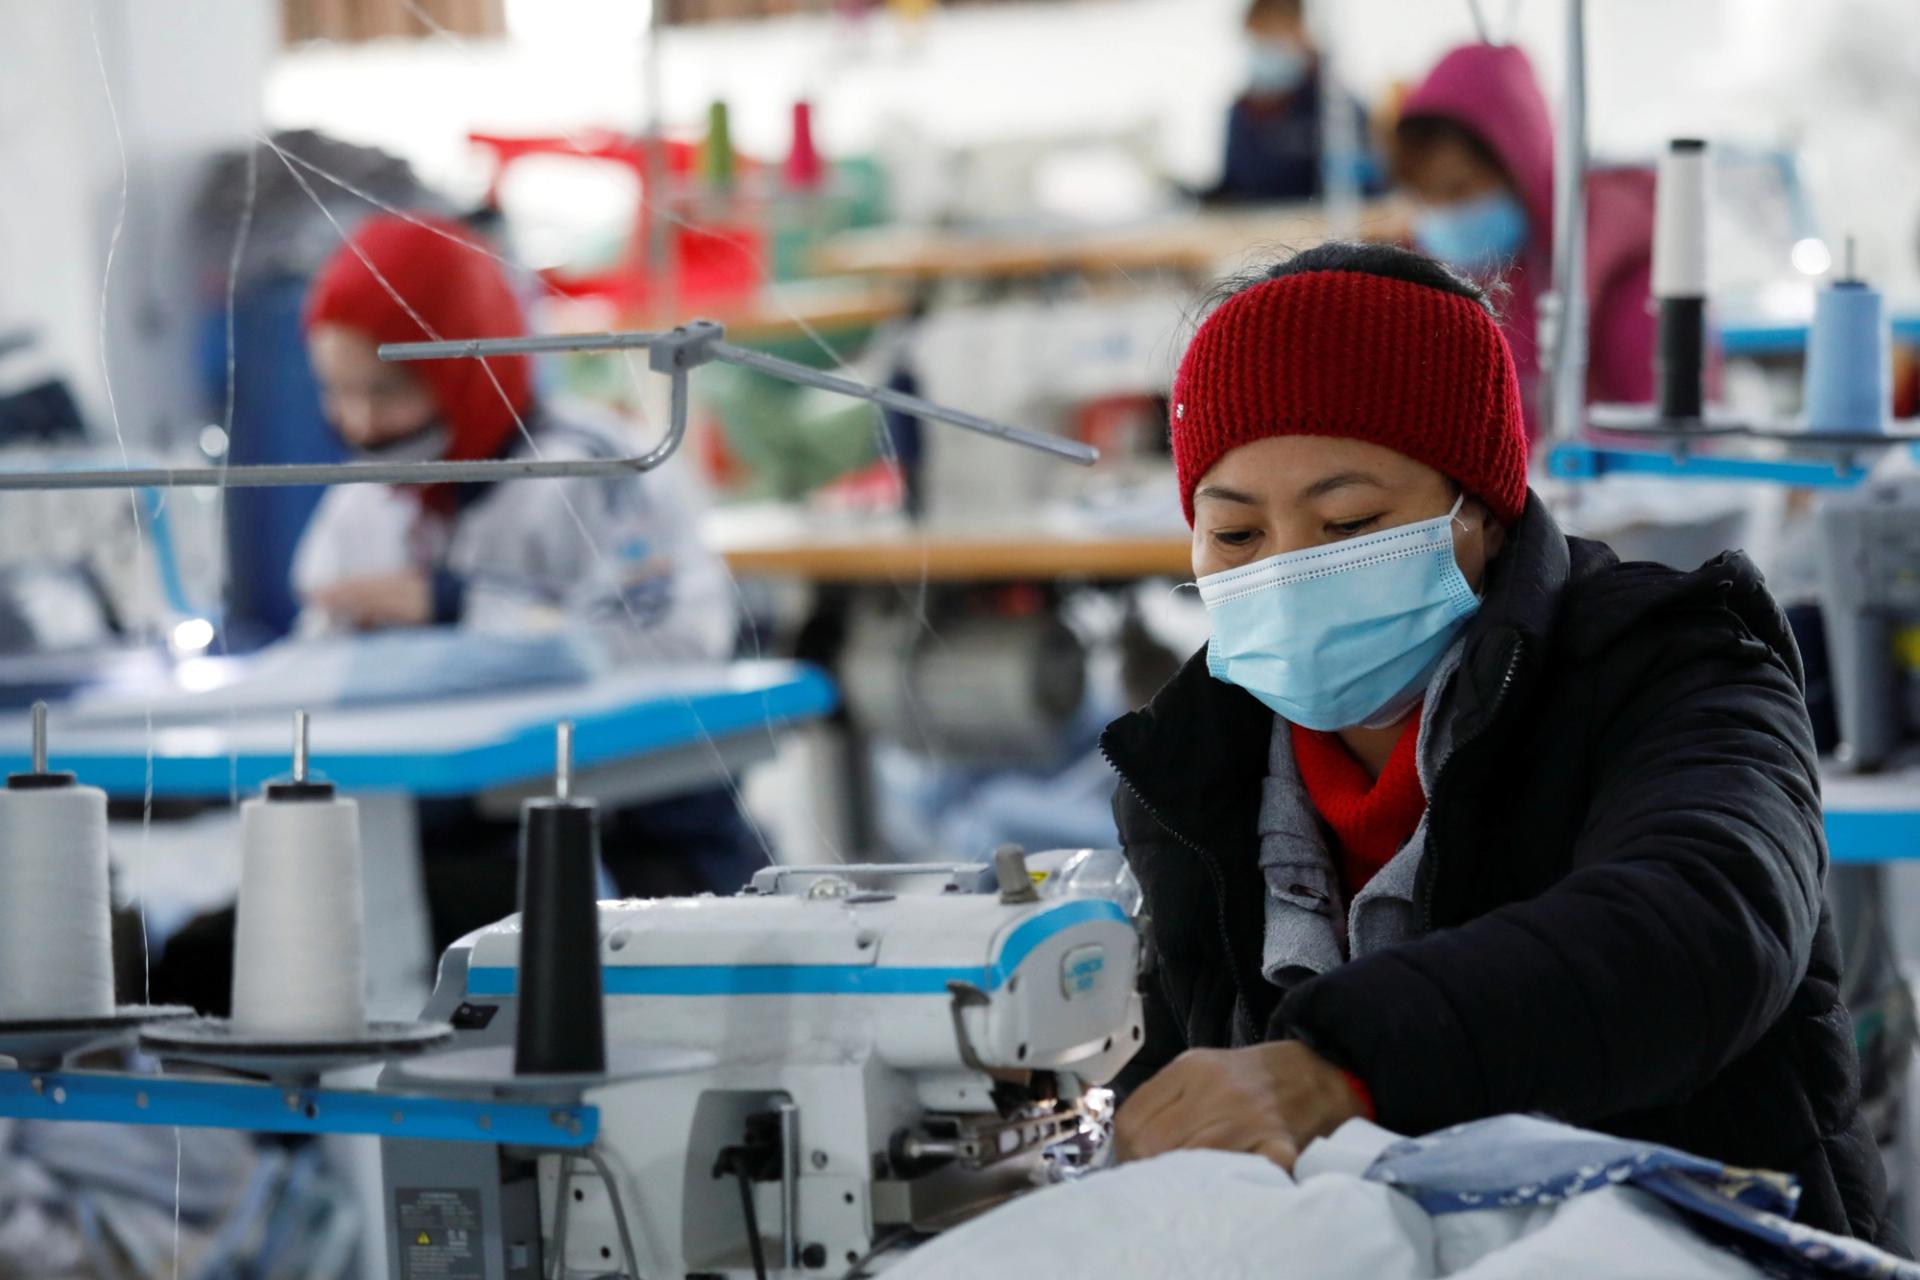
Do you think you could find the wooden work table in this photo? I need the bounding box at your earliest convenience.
[711,512,1192,582]
[620,278,911,343]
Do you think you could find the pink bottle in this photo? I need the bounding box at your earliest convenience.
[784,100,825,191]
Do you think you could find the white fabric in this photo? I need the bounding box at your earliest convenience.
[888,1120,1760,1280]
[292,401,737,664]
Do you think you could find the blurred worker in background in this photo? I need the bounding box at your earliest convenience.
[1388,42,1656,433]
[1102,242,1896,1249]
[154,211,766,1020]
[295,213,734,663]
[296,211,761,909]
[1205,0,1381,204]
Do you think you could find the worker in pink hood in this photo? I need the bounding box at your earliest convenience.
[1392,43,1656,436]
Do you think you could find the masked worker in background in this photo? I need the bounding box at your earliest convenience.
[1386,42,1656,433]
[1100,242,1898,1249]
[295,212,758,912]
[1205,0,1381,204]
[295,212,735,662]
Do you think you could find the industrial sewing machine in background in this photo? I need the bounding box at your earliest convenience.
[381,848,1145,1279]
[1818,475,1920,771]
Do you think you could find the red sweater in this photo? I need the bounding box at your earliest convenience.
[1290,707,1428,899]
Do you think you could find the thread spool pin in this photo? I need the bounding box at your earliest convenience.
[10,700,74,790]
[556,720,572,802]
[292,710,309,784]
[1845,234,1858,282]
[266,710,332,803]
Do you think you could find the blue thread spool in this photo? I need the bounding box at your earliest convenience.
[1804,242,1891,435]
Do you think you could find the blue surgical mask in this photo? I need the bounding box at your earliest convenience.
[1414,191,1529,277]
[1247,37,1310,95]
[1197,495,1480,731]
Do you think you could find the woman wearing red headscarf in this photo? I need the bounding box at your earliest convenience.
[1387,42,1658,437]
[293,212,759,909]
[292,211,734,662]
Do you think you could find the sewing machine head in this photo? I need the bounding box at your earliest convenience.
[384,848,1144,1278]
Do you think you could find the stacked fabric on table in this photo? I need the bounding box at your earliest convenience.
[892,1115,1919,1279]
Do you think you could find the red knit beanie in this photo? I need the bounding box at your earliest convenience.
[1170,270,1528,525]
[305,212,534,467]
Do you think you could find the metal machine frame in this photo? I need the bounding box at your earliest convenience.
[0,319,1096,493]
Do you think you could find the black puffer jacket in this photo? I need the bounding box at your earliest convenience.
[1101,494,1898,1249]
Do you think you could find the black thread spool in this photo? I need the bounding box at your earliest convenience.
[513,721,606,1076]
[1653,138,1709,423]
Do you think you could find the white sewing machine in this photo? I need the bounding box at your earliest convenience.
[380,849,1145,1278]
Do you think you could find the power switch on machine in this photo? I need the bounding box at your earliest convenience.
[449,1002,498,1031]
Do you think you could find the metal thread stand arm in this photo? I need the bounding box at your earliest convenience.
[0,319,1093,493]
[0,454,651,493]
[706,339,1090,463]
[381,320,1099,465]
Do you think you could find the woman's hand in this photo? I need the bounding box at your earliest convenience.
[1113,1041,1367,1171]
[307,571,431,629]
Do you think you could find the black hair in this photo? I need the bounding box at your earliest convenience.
[1245,0,1305,22]
[1203,240,1501,319]
[1392,115,1510,191]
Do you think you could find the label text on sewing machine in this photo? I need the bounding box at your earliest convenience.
[1061,943,1106,1000]
[395,1188,485,1279]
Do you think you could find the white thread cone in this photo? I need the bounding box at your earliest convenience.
[230,795,367,1039]
[0,785,116,1019]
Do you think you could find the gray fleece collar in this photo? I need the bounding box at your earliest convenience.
[1256,634,1470,984]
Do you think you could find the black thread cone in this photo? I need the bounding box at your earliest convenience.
[513,797,606,1075]
[1656,297,1706,422]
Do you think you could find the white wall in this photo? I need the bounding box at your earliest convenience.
[11,0,1914,439]
[0,2,119,426]
[0,0,274,447]
[263,0,1920,292]
[265,0,1249,204]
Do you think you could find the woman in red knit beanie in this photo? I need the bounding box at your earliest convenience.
[1100,243,1893,1247]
